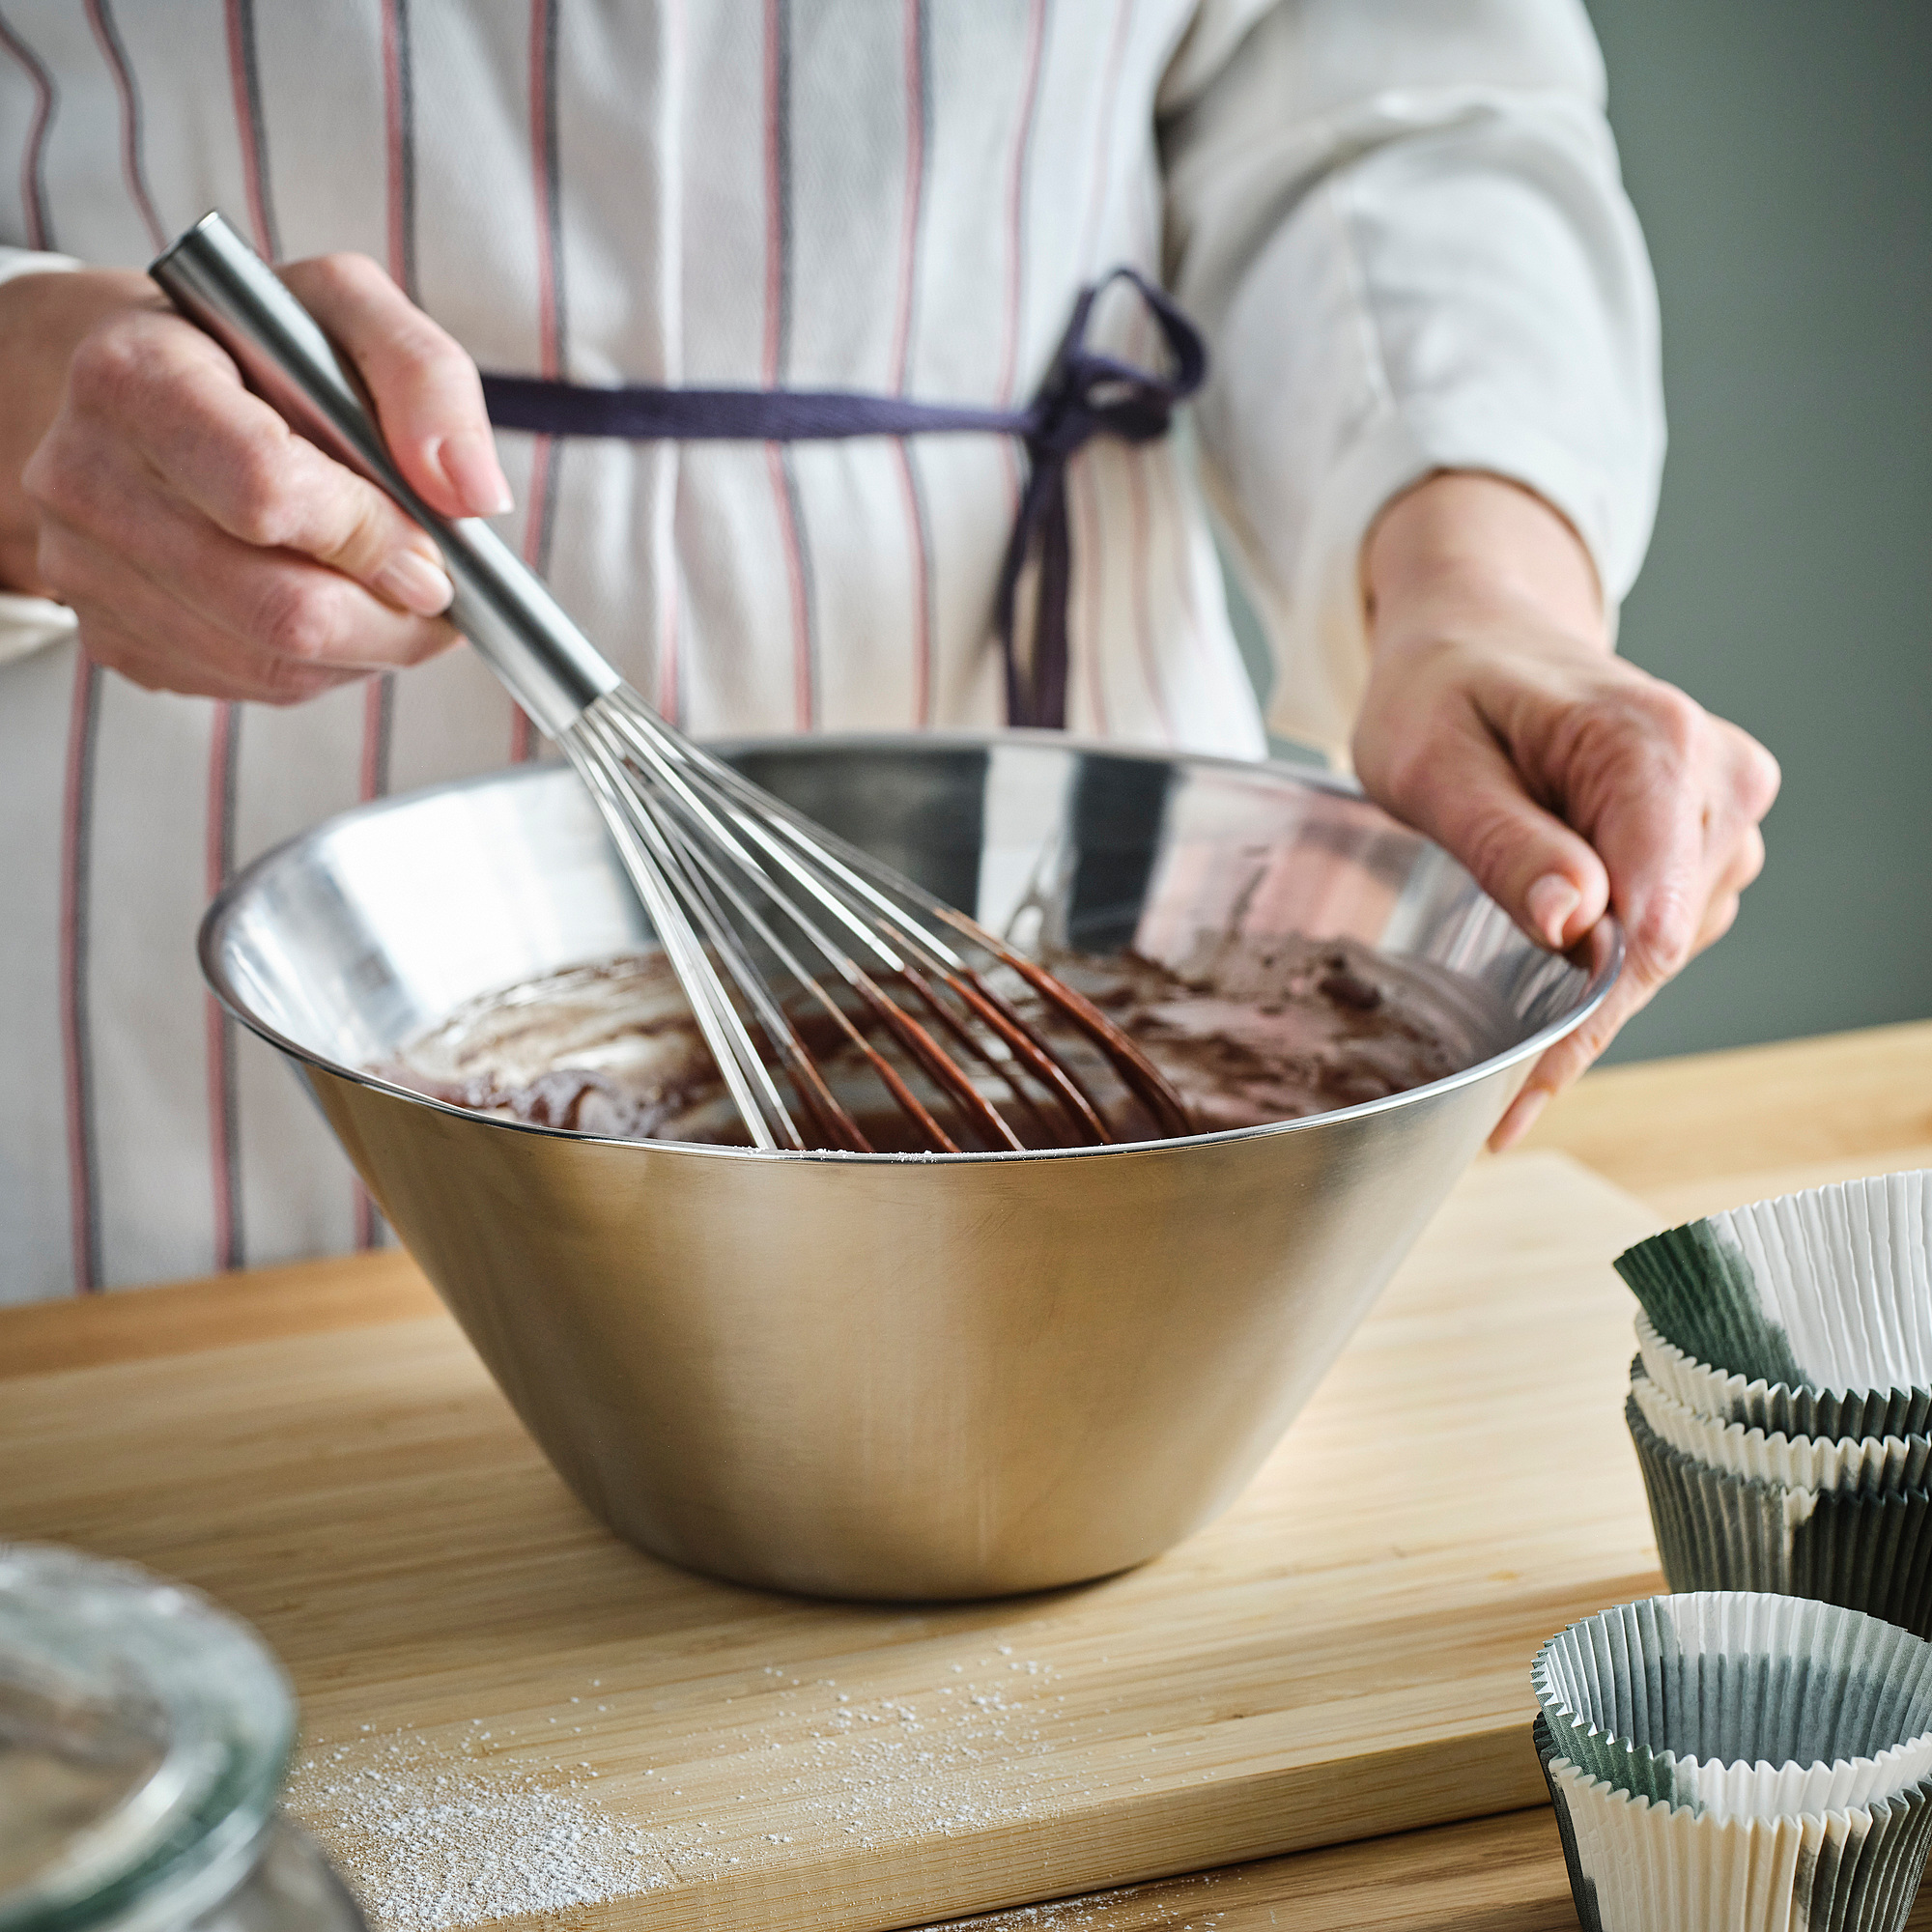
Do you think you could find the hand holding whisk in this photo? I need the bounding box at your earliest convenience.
[152,213,1191,1154]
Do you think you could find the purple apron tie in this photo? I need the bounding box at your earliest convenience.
[478,267,1207,731]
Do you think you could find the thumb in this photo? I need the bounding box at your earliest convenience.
[1379,724,1609,951]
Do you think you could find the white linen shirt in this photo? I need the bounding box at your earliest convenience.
[0,0,1662,1299]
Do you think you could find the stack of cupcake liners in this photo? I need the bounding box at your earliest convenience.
[1532,1593,1932,1931]
[1636,1313,1932,1447]
[1616,1174,1932,1634]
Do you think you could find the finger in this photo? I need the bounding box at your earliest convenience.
[280,252,511,519]
[1491,707,1776,1153]
[41,508,458,696]
[49,309,458,618]
[1675,729,1775,945]
[1367,708,1611,951]
[1726,725,1783,823]
[1715,820,1766,900]
[1692,891,1741,957]
[1489,873,1747,1153]
[58,536,365,704]
[34,417,460,673]
[73,598,362,705]
[1487,961,1650,1152]
[1487,891,1673,1151]
[1488,1082,1551,1153]
[146,372,456,614]
[1566,686,1769,991]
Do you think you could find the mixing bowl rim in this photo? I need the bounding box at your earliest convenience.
[199,727,1623,1165]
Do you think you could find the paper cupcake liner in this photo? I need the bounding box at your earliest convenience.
[1630,1406,1932,1640]
[1535,1718,1932,1932]
[1631,1361,1932,1498]
[1534,1589,1932,1817]
[1636,1313,1932,1442]
[1616,1172,1932,1394]
[1535,1713,1606,1932]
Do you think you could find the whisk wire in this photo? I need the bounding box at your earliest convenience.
[560,735,800,1150]
[582,696,1095,1150]
[579,686,1196,1151]
[613,782,837,1144]
[582,700,973,1151]
[580,714,939,1154]
[659,714,1190,1138]
[603,696,923,983]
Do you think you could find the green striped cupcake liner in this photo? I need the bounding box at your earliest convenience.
[1533,1593,1932,1817]
[1630,1358,1932,1499]
[1536,1715,1932,1932]
[1616,1173,1932,1397]
[1629,1402,1932,1638]
[1635,1313,1932,1443]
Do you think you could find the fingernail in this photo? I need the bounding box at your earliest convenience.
[438,430,514,516]
[1492,1086,1550,1151]
[1524,872,1582,949]
[372,548,454,616]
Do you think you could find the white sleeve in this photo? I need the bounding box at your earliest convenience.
[0,246,82,663]
[1159,0,1664,753]
[0,245,80,287]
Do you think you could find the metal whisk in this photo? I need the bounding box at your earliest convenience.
[154,213,1190,1153]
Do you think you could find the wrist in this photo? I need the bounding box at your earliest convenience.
[1362,471,1609,664]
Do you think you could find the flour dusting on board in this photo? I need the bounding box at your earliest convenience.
[745,1654,1076,1848]
[289,1647,1120,1930]
[286,1733,669,1932]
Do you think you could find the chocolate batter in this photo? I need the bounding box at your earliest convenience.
[382,932,1512,1151]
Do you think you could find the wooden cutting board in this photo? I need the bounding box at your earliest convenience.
[0,1151,1662,1932]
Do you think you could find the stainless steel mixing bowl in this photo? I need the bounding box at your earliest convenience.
[203,732,1617,1601]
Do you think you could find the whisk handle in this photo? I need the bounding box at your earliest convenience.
[150,212,618,737]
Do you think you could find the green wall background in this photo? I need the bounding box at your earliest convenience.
[1583,0,1932,1060]
[1225,0,1932,1063]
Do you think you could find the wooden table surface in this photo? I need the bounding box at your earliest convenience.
[8,1019,1932,1931]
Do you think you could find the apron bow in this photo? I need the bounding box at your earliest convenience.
[479,266,1208,730]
